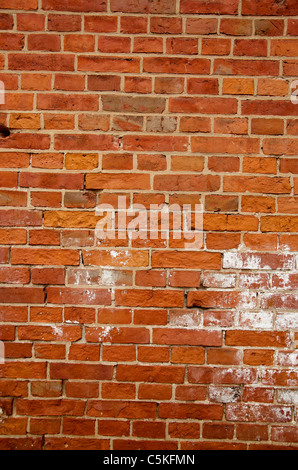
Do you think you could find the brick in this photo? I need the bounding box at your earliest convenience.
[242,0,298,16]
[17,13,44,31]
[48,14,81,31]
[251,118,283,135]
[0,190,27,206]
[159,403,223,420]
[258,78,289,97]
[101,95,165,113]
[150,17,182,34]
[31,268,65,285]
[17,399,85,416]
[255,19,284,36]
[78,114,110,131]
[0,417,27,435]
[84,16,117,32]
[86,173,150,190]
[123,135,188,152]
[111,0,176,14]
[115,290,184,308]
[188,291,257,309]
[208,157,240,172]
[0,0,38,9]
[132,421,166,439]
[55,134,118,151]
[9,53,74,71]
[44,115,72,131]
[50,363,112,380]
[166,38,198,55]
[154,174,219,192]
[0,93,33,110]
[223,176,291,194]
[202,38,231,56]
[226,404,292,423]
[192,136,259,154]
[78,56,140,73]
[44,438,109,450]
[152,251,221,269]
[0,0,297,449]
[65,382,98,398]
[226,331,291,348]
[186,18,217,34]
[0,210,42,226]
[234,39,267,57]
[143,57,210,74]
[28,34,60,52]
[37,93,98,111]
[214,59,279,76]
[153,328,222,346]
[0,33,24,50]
[42,0,107,12]
[121,17,147,34]
[0,13,14,30]
[181,0,238,14]
[134,37,163,54]
[179,117,211,133]
[125,77,152,94]
[86,400,156,419]
[0,362,46,379]
[169,97,236,114]
[18,325,81,342]
[280,158,298,173]
[116,365,185,384]
[220,19,252,36]
[64,34,94,52]
[98,36,131,53]
[222,78,254,95]
[242,101,298,117]
[187,78,218,95]
[113,440,178,451]
[203,423,234,440]
[46,287,111,305]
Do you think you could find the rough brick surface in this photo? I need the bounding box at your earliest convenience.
[0,0,297,451]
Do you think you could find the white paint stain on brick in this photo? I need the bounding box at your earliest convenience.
[238,273,268,288]
[277,351,298,368]
[265,369,298,386]
[101,269,117,285]
[52,325,63,337]
[238,311,274,329]
[96,326,119,343]
[170,310,202,329]
[223,252,262,270]
[275,312,298,330]
[203,272,236,288]
[209,385,241,403]
[272,273,291,289]
[277,389,298,405]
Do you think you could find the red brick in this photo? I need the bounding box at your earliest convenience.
[42,0,107,12]
[242,0,298,16]
[181,0,238,14]
[111,0,176,14]
[48,14,81,31]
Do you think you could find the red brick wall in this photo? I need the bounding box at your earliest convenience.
[0,0,297,450]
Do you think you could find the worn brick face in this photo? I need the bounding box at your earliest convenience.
[0,0,297,452]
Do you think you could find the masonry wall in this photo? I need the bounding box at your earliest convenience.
[0,0,297,451]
